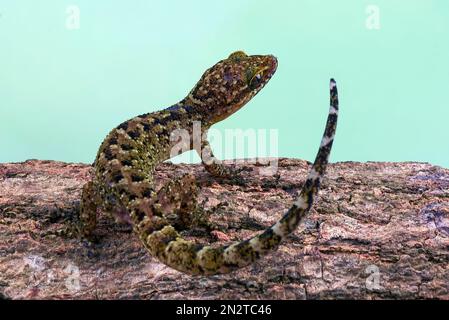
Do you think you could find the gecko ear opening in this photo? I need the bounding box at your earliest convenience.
[228,51,248,61]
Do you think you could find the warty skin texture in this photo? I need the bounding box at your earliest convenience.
[79,51,339,275]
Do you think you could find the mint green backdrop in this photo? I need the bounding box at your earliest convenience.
[1,0,448,167]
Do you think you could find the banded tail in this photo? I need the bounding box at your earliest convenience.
[143,79,339,275]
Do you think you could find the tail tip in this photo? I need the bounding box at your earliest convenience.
[330,78,337,90]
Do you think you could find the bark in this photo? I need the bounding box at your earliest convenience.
[0,159,448,300]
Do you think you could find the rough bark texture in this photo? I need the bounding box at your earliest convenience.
[0,159,448,300]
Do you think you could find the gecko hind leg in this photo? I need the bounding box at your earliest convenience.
[78,180,104,241]
[50,180,105,240]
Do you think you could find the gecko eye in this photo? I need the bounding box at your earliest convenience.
[249,72,263,89]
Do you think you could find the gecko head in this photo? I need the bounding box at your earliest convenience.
[186,51,278,124]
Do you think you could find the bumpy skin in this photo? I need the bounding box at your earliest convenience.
[79,51,339,275]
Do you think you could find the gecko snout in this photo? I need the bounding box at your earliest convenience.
[266,55,278,75]
[269,55,278,69]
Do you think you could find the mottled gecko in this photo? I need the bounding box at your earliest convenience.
[79,51,339,275]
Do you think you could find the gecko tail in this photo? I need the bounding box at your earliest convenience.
[144,79,339,275]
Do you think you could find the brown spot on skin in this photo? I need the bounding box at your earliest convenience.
[113,172,124,183]
[133,208,146,220]
[131,174,145,182]
[127,130,140,140]
[167,111,182,122]
[143,123,151,131]
[117,122,129,131]
[120,144,133,151]
[231,240,259,263]
[137,113,150,119]
[127,193,137,201]
[103,149,113,161]
[121,159,133,166]
[142,188,153,198]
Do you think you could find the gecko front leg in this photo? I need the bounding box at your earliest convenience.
[196,134,246,185]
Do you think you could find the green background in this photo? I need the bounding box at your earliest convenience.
[1,0,448,168]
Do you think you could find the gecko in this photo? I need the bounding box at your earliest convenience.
[78,51,339,275]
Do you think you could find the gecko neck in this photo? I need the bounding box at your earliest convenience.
[177,96,239,128]
[169,98,214,128]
